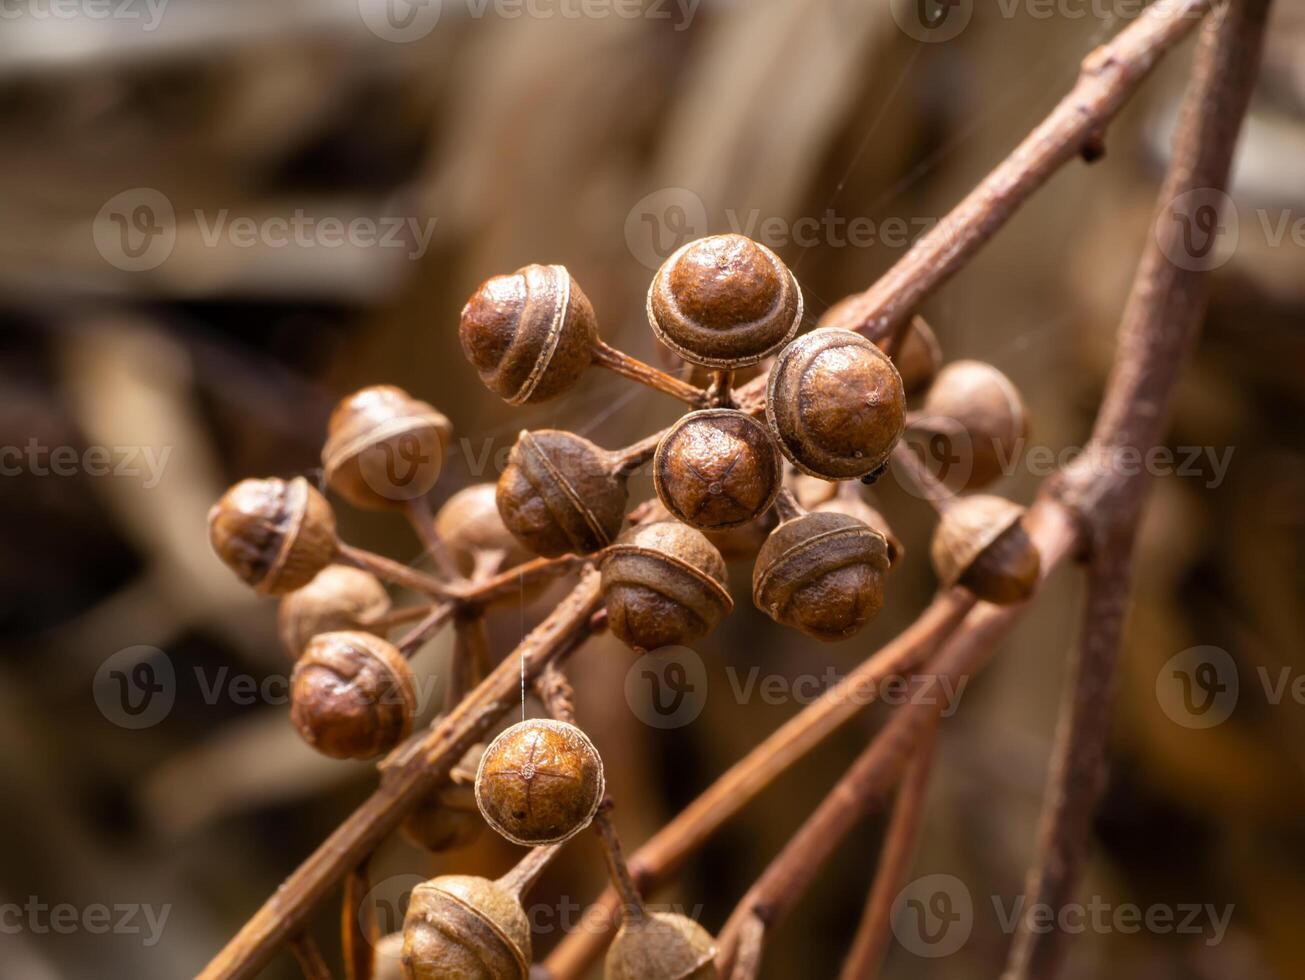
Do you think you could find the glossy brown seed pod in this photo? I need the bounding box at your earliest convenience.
[930,495,1040,605]
[766,328,906,480]
[752,511,892,641]
[653,409,782,531]
[648,234,802,368]
[600,521,734,651]
[208,476,337,596]
[813,497,904,568]
[605,913,719,980]
[277,564,391,658]
[402,874,532,980]
[322,385,452,510]
[289,631,415,760]
[460,264,599,405]
[496,430,629,558]
[917,360,1028,490]
[402,743,485,852]
[885,316,943,394]
[474,718,605,846]
[435,483,533,577]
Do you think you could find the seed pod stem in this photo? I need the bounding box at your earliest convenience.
[607,432,665,476]
[706,369,735,408]
[593,806,648,924]
[289,932,332,980]
[403,495,463,582]
[396,602,457,658]
[772,487,803,523]
[497,843,563,900]
[890,441,954,515]
[335,542,454,599]
[456,554,588,608]
[590,338,709,406]
[342,862,374,980]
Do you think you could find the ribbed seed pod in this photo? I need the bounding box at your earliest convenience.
[496,430,629,558]
[460,264,599,405]
[402,743,486,852]
[277,564,391,658]
[930,495,1040,605]
[475,719,605,846]
[813,496,904,568]
[322,385,451,510]
[653,409,782,531]
[289,631,415,760]
[916,360,1028,490]
[766,329,906,480]
[648,234,802,368]
[753,511,892,641]
[402,875,531,980]
[435,483,533,576]
[600,521,734,650]
[208,476,337,596]
[889,316,943,394]
[605,913,719,980]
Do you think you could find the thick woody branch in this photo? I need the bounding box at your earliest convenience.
[1005,4,1270,979]
[198,569,604,980]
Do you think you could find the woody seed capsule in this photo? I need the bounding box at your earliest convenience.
[207,476,337,596]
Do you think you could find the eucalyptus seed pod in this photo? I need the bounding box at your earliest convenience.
[322,385,452,510]
[917,360,1028,489]
[435,483,533,577]
[653,409,782,531]
[495,430,630,558]
[605,913,720,980]
[402,743,486,852]
[289,631,415,760]
[930,495,1040,605]
[460,264,599,405]
[702,508,777,562]
[766,328,906,480]
[208,476,337,596]
[277,564,391,658]
[402,874,532,980]
[752,511,892,641]
[789,471,839,511]
[648,234,802,368]
[375,933,405,980]
[475,719,605,846]
[600,521,734,650]
[813,497,904,568]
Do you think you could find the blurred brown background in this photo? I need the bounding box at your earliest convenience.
[1,1,1303,977]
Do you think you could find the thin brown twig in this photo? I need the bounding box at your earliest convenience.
[839,715,940,980]
[1005,4,1271,977]
[288,932,332,980]
[341,863,374,980]
[590,338,710,407]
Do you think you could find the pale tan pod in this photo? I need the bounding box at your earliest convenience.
[604,912,720,980]
[277,564,391,658]
[401,874,531,980]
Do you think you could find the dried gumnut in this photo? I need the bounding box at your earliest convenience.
[322,385,451,510]
[402,743,486,853]
[208,476,337,596]
[648,234,802,369]
[917,360,1028,489]
[474,718,604,846]
[753,511,892,641]
[495,430,628,558]
[789,471,839,511]
[931,495,1040,605]
[605,912,719,980]
[813,497,904,568]
[653,409,782,531]
[460,264,598,405]
[402,874,532,980]
[600,521,734,651]
[766,328,906,480]
[277,564,391,658]
[435,483,532,576]
[289,631,415,760]
[885,316,943,394]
